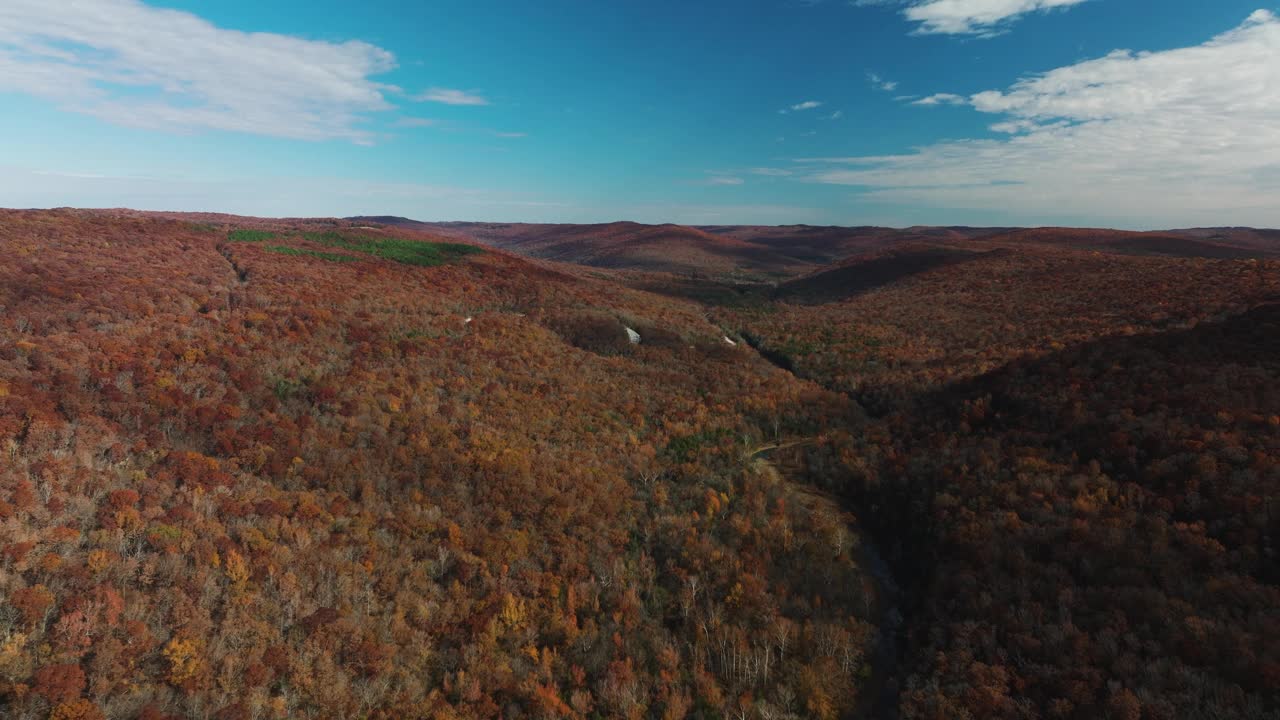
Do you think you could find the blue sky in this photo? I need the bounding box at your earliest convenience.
[1,0,1278,228]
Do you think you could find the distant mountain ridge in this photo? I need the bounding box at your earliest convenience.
[347,216,1280,278]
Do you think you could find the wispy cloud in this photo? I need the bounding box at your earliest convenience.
[912,93,967,106]
[802,11,1280,226]
[416,88,490,106]
[780,100,824,114]
[705,176,746,186]
[853,0,1091,36]
[0,0,400,143]
[823,110,845,120]
[867,73,899,92]
[492,131,527,138]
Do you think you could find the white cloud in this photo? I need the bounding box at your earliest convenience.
[0,0,400,142]
[987,118,1050,133]
[706,176,746,186]
[417,88,490,106]
[908,0,1091,35]
[912,93,967,106]
[824,110,845,120]
[748,168,794,176]
[856,0,1091,36]
[804,11,1280,226]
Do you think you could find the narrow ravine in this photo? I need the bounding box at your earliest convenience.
[742,333,908,718]
[854,532,903,719]
[217,243,249,283]
[216,242,250,310]
[754,449,904,719]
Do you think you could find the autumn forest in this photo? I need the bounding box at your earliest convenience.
[1,208,1277,720]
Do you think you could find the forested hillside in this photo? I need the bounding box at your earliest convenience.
[0,210,879,719]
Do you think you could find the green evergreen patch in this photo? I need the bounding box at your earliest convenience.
[301,231,484,267]
[228,229,278,243]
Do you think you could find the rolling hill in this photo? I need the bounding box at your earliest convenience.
[347,218,1027,278]
[351,219,813,278]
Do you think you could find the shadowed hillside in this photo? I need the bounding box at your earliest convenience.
[849,303,1280,720]
[701,225,1014,266]
[707,240,1280,719]
[775,246,1004,304]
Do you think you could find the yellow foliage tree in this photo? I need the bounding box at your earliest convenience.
[163,637,204,688]
[224,549,250,586]
[49,699,105,720]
